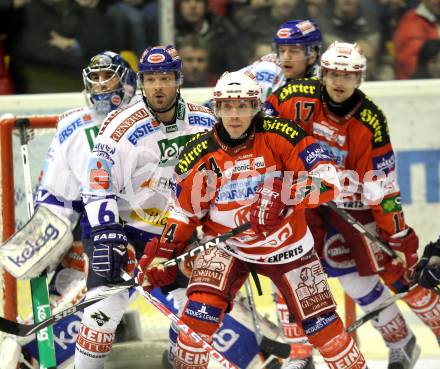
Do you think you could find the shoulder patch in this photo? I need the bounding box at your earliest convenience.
[57,108,95,144]
[175,131,217,176]
[257,116,308,145]
[355,96,390,148]
[274,77,320,102]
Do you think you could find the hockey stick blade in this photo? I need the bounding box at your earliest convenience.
[0,278,134,336]
[260,336,291,359]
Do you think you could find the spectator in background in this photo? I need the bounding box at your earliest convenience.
[305,0,328,18]
[178,34,216,87]
[231,0,308,57]
[317,0,380,49]
[356,38,394,80]
[394,0,440,79]
[108,0,158,56]
[249,39,273,63]
[175,0,245,76]
[412,39,440,79]
[10,0,129,93]
[0,0,30,94]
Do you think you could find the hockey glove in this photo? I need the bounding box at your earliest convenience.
[91,223,128,283]
[250,178,285,235]
[137,238,186,290]
[413,237,440,289]
[379,227,419,277]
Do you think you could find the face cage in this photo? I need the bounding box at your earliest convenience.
[83,65,128,114]
[214,99,261,118]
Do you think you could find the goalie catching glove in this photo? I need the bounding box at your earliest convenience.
[91,223,128,283]
[137,238,186,290]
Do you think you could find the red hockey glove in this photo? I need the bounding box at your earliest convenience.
[250,178,286,235]
[379,227,419,277]
[137,238,186,290]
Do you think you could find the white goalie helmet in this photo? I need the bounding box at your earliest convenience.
[320,41,366,74]
[212,71,262,117]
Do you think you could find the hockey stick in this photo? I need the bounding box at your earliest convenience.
[125,273,239,369]
[0,278,135,337]
[163,222,251,267]
[244,280,291,359]
[0,227,250,336]
[17,118,57,368]
[346,289,411,333]
[326,201,440,295]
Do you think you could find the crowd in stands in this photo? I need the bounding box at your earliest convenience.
[1,0,439,94]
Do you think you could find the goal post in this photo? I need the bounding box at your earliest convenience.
[0,115,58,322]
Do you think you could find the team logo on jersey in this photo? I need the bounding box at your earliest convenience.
[299,143,331,171]
[91,310,110,326]
[380,195,401,213]
[89,159,111,190]
[373,151,395,174]
[158,134,194,167]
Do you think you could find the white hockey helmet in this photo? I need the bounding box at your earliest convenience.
[212,71,262,117]
[320,41,366,74]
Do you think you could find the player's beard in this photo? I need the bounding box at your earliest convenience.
[148,92,177,113]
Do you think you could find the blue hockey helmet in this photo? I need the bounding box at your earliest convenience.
[82,51,137,115]
[138,45,183,84]
[274,20,322,53]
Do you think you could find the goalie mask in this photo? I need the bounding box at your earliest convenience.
[83,51,137,115]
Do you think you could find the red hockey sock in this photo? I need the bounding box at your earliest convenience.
[277,292,313,358]
[307,316,368,369]
[175,331,211,369]
[403,285,440,336]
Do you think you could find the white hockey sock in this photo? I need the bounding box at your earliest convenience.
[338,272,412,348]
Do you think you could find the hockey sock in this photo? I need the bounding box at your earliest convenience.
[403,285,440,336]
[175,292,228,369]
[74,287,129,369]
[276,291,313,358]
[167,288,189,365]
[339,274,412,348]
[305,312,368,369]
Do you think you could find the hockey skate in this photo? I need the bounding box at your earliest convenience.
[281,357,314,369]
[388,335,421,369]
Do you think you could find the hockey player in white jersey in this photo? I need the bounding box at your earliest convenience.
[75,45,217,369]
[0,51,137,368]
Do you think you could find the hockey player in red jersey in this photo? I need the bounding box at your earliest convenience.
[267,41,440,369]
[138,70,371,369]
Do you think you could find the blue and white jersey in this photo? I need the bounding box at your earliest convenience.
[240,53,285,103]
[37,106,108,227]
[82,97,216,240]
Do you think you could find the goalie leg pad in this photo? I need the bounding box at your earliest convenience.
[0,205,73,278]
[403,285,440,336]
[305,314,368,369]
[74,286,130,369]
[338,272,412,347]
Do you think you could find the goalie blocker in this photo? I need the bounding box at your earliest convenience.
[0,205,73,279]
